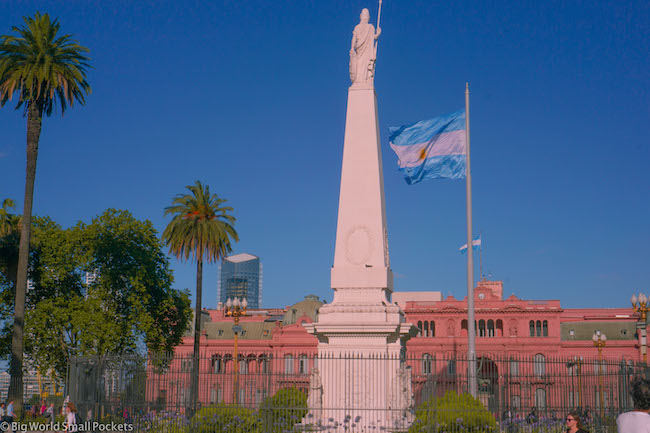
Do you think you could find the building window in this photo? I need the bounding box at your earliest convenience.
[210,388,218,404]
[496,319,503,337]
[211,355,222,373]
[461,320,468,337]
[447,360,456,375]
[534,354,546,377]
[284,355,294,374]
[263,330,269,337]
[239,354,247,374]
[509,359,519,377]
[422,354,432,375]
[542,320,548,337]
[529,321,535,337]
[478,320,486,337]
[239,388,245,404]
[424,321,429,337]
[512,395,521,410]
[487,320,495,337]
[299,355,308,374]
[259,355,269,374]
[417,321,423,336]
[181,359,192,373]
[536,320,542,337]
[430,321,435,337]
[535,388,546,410]
[595,360,607,375]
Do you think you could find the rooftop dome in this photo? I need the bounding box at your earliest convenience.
[282,295,323,325]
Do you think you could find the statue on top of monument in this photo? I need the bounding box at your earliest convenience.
[349,8,381,88]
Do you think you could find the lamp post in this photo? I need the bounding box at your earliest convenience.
[631,293,649,364]
[592,331,607,413]
[225,297,248,404]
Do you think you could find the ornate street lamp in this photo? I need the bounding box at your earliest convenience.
[225,297,248,404]
[592,331,607,413]
[631,293,649,364]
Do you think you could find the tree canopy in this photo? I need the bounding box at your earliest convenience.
[0,208,192,379]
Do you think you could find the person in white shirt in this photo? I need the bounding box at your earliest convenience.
[617,377,650,433]
[64,402,78,433]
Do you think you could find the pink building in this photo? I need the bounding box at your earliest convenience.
[149,282,646,414]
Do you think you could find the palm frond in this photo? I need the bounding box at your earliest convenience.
[162,181,239,264]
[0,12,91,117]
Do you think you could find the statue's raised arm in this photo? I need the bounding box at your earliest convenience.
[349,8,381,88]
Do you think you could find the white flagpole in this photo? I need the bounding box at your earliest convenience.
[465,82,478,398]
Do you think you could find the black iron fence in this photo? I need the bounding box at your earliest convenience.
[67,353,649,432]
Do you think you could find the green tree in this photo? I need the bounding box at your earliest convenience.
[163,181,238,413]
[18,209,192,380]
[0,12,91,404]
[0,199,20,291]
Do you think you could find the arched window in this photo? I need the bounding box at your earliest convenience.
[536,320,542,337]
[239,354,247,374]
[461,320,468,337]
[211,354,222,374]
[430,321,435,337]
[487,320,495,337]
[496,319,503,337]
[542,320,548,337]
[529,321,535,337]
[259,355,269,374]
[424,321,429,337]
[299,355,309,374]
[284,355,294,374]
[478,320,486,337]
[417,321,423,336]
[535,388,546,410]
[534,354,546,377]
[422,353,432,375]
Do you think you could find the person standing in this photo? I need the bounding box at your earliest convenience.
[565,411,589,433]
[6,400,14,423]
[64,402,78,432]
[45,403,55,421]
[616,377,650,433]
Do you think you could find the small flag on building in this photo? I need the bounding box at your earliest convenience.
[459,235,481,254]
[388,110,466,185]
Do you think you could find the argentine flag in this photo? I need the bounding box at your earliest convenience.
[459,235,481,254]
[388,110,466,185]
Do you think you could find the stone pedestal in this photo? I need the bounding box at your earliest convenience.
[304,87,417,431]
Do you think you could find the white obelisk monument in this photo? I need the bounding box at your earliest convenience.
[304,7,417,431]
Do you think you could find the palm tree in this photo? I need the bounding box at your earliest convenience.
[0,12,91,405]
[163,181,238,411]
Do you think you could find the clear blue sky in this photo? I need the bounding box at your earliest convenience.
[1,0,648,309]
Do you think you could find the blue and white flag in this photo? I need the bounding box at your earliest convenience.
[459,235,481,254]
[388,110,466,185]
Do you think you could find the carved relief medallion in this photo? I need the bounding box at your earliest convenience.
[345,225,373,265]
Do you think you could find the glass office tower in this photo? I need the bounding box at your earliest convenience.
[218,253,262,308]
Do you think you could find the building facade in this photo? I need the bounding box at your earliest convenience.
[147,281,647,415]
[217,253,262,309]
